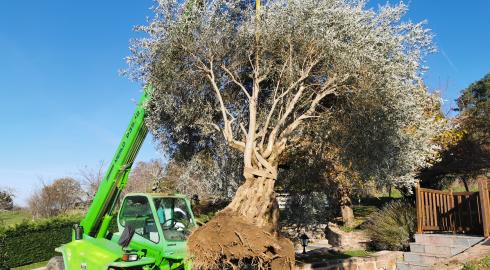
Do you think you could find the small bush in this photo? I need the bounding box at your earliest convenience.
[363,200,415,251]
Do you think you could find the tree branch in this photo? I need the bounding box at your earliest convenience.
[258,57,321,154]
[278,77,341,140]
[221,64,251,100]
[204,59,245,152]
[262,84,306,158]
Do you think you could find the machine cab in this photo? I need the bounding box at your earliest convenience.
[117,193,196,263]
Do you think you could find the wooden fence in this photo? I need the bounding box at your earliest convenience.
[416,176,490,236]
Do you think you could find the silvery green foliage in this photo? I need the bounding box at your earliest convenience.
[126,0,440,190]
[171,143,244,200]
[326,86,444,191]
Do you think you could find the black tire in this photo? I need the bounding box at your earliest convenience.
[46,256,65,270]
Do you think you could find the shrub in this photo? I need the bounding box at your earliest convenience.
[0,215,81,268]
[463,255,490,270]
[363,200,416,251]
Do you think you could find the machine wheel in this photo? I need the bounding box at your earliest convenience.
[46,256,65,270]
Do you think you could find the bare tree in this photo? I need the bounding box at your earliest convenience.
[127,0,439,268]
[28,178,83,218]
[78,161,105,205]
[125,159,166,195]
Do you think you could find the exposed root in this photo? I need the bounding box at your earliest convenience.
[188,210,294,270]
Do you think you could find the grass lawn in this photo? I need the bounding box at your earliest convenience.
[447,184,479,193]
[12,261,48,270]
[462,255,490,270]
[0,210,32,227]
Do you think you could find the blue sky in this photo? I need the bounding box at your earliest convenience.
[0,1,489,206]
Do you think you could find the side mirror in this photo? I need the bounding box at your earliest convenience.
[118,225,136,248]
[191,194,200,205]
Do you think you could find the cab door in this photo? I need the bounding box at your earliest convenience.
[118,195,163,259]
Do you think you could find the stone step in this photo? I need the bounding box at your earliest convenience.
[414,233,483,247]
[403,252,446,266]
[396,261,431,270]
[409,242,468,256]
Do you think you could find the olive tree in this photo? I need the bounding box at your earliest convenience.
[127,0,437,267]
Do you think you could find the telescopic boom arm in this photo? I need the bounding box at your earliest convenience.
[80,85,153,239]
[79,0,201,241]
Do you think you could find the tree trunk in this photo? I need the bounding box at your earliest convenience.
[226,176,279,230]
[188,169,294,270]
[336,178,354,227]
[341,204,354,227]
[462,177,470,192]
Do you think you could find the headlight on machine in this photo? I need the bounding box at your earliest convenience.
[121,253,139,262]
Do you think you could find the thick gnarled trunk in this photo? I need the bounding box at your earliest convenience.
[226,176,279,230]
[188,165,294,269]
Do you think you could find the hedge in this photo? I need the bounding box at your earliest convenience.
[0,215,81,268]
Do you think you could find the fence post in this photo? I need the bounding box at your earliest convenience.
[449,187,455,233]
[416,181,423,233]
[478,175,490,237]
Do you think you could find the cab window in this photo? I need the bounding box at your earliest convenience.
[154,198,194,241]
[119,196,159,243]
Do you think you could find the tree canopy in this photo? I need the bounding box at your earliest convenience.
[127,0,440,191]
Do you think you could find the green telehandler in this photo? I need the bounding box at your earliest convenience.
[47,86,195,270]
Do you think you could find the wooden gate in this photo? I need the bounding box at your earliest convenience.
[416,176,490,236]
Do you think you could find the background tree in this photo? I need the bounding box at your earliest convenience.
[127,0,436,268]
[125,159,167,194]
[28,178,83,218]
[0,188,14,211]
[457,73,490,144]
[78,161,105,206]
[419,73,490,188]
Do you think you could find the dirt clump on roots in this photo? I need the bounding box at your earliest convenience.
[188,210,294,270]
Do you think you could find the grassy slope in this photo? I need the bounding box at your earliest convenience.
[339,189,403,232]
[0,210,32,227]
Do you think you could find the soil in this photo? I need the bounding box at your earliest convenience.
[188,210,294,270]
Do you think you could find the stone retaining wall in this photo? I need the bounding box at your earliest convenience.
[296,251,403,270]
[282,224,328,241]
[325,222,370,250]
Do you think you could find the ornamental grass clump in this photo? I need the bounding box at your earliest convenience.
[364,200,416,251]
